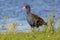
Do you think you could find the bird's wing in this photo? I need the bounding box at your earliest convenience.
[31,13,43,20]
[31,13,47,25]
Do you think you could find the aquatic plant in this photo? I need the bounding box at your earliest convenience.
[46,11,56,34]
[8,24,16,34]
[1,24,5,29]
[12,22,17,29]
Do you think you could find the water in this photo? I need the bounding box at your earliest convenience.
[0,0,60,33]
[0,20,31,33]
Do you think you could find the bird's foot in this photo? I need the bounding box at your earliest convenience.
[38,28,40,32]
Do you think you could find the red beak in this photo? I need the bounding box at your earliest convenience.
[22,6,26,10]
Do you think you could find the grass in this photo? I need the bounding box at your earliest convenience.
[0,11,59,40]
[0,32,60,40]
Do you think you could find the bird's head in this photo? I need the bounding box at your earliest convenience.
[22,5,30,10]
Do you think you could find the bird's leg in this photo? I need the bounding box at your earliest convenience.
[38,27,40,32]
[31,27,34,33]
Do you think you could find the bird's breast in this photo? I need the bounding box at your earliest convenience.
[26,15,34,22]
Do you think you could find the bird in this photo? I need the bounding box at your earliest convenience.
[22,5,47,32]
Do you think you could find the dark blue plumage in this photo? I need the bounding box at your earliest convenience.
[22,5,47,28]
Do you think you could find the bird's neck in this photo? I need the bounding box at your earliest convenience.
[27,8,30,14]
